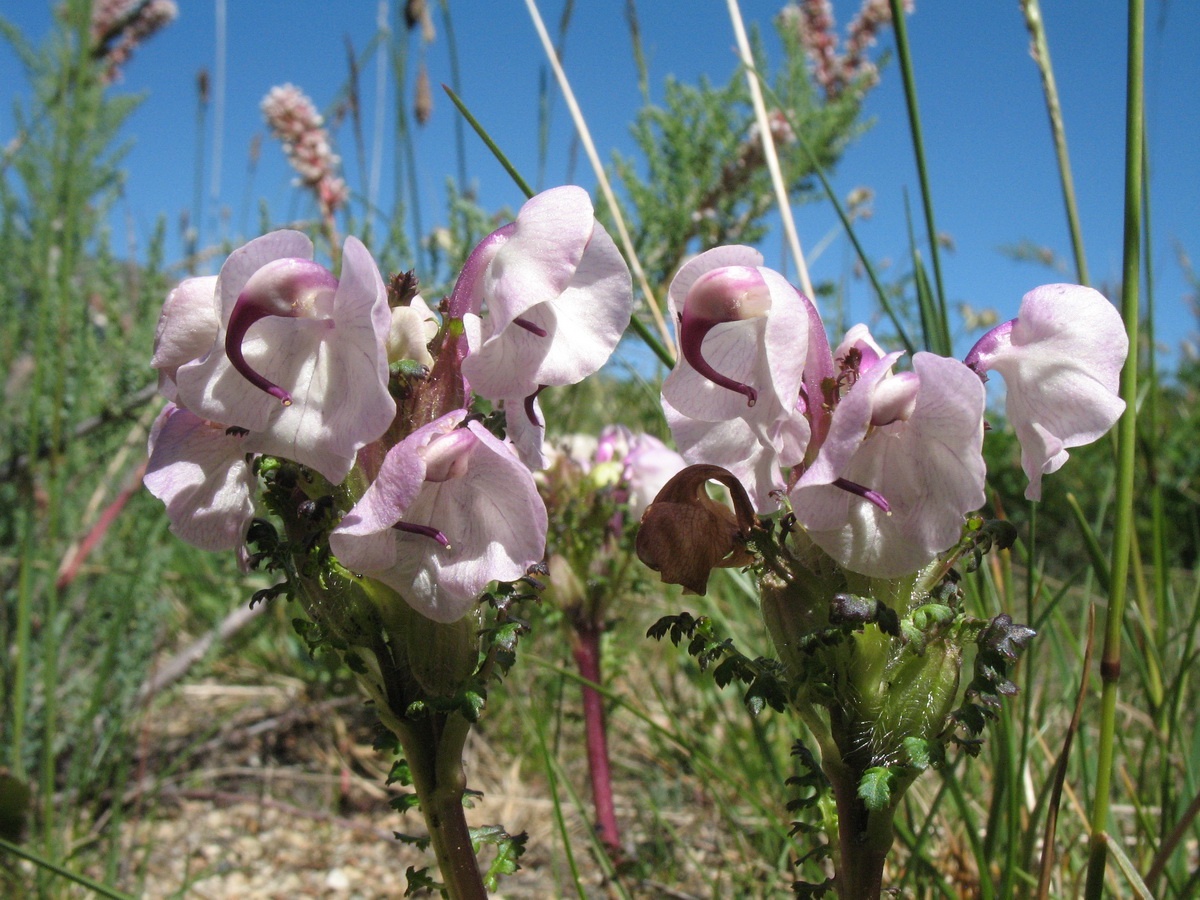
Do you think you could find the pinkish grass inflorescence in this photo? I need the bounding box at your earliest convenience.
[261,83,349,219]
[90,0,178,84]
[779,0,913,101]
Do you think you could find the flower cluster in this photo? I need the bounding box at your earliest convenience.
[145,186,633,625]
[90,0,178,84]
[546,425,685,522]
[261,84,349,216]
[778,0,912,101]
[648,245,1127,585]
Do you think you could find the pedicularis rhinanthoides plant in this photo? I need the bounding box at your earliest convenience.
[144,186,633,899]
[635,246,1128,900]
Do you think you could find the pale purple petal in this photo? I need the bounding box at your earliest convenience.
[333,418,546,623]
[463,196,633,399]
[524,222,632,385]
[662,316,768,422]
[791,354,986,577]
[622,433,686,518]
[662,264,809,430]
[832,323,886,373]
[176,234,395,483]
[759,266,812,421]
[666,245,764,321]
[479,186,594,329]
[151,275,219,399]
[795,351,904,488]
[144,403,256,552]
[504,393,549,470]
[330,411,464,573]
[964,283,1127,500]
[215,230,314,321]
[665,398,788,512]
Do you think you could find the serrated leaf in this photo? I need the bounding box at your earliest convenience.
[387,759,413,786]
[646,616,674,641]
[394,832,432,851]
[902,737,931,770]
[857,767,894,811]
[458,689,486,722]
[712,656,741,688]
[793,876,835,899]
[389,792,421,814]
[403,865,440,895]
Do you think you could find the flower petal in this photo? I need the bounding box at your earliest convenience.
[964,283,1127,500]
[330,411,464,573]
[662,264,809,428]
[481,185,594,329]
[143,403,256,552]
[462,200,633,400]
[331,418,546,623]
[664,397,792,512]
[151,275,219,399]
[791,354,986,577]
[176,234,395,482]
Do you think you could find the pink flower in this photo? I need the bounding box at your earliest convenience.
[661,246,814,508]
[174,231,395,484]
[151,275,219,401]
[330,411,547,623]
[261,84,347,215]
[964,284,1127,500]
[790,350,986,577]
[594,425,686,518]
[458,186,633,466]
[143,403,256,552]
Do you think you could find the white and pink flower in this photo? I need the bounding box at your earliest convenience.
[173,230,395,484]
[656,252,1127,580]
[458,186,633,467]
[330,410,547,623]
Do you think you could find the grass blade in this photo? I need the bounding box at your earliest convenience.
[1083,0,1144,893]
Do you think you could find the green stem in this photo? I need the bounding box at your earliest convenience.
[1020,0,1089,285]
[386,713,487,900]
[888,0,948,338]
[0,836,136,900]
[1084,0,1142,895]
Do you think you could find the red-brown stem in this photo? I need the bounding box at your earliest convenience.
[823,757,896,900]
[570,623,622,856]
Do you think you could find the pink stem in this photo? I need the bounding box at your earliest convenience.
[570,624,622,856]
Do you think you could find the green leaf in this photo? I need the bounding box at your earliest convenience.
[389,792,420,814]
[902,737,932,770]
[402,865,440,895]
[857,767,895,812]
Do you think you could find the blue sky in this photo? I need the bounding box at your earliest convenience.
[3,1,1197,369]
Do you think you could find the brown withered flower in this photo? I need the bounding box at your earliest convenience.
[636,464,757,594]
